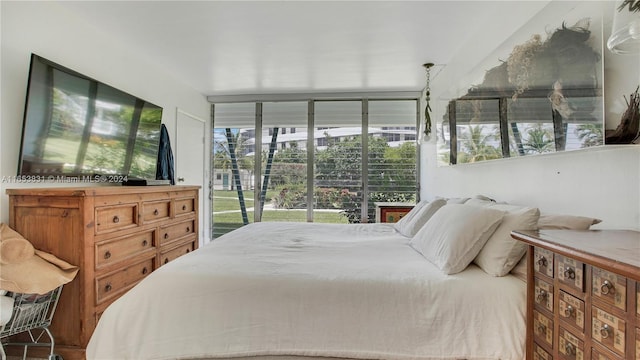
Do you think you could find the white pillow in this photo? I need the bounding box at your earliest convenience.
[473,203,540,276]
[538,213,601,230]
[393,201,427,232]
[410,204,505,274]
[510,255,527,282]
[394,199,446,237]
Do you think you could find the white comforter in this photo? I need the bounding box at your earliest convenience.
[87,222,525,360]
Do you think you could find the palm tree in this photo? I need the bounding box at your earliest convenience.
[575,123,603,148]
[458,125,502,163]
[522,124,555,154]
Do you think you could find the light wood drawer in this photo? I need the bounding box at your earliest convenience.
[96,257,154,304]
[95,203,138,234]
[96,231,155,268]
[142,200,171,222]
[559,290,585,331]
[592,267,626,311]
[160,240,195,266]
[591,306,626,357]
[175,197,195,216]
[558,326,584,360]
[159,219,195,245]
[533,342,552,360]
[534,247,554,278]
[591,347,623,360]
[534,310,554,349]
[557,255,585,292]
[535,277,554,313]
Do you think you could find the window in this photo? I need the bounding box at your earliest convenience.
[211,96,419,238]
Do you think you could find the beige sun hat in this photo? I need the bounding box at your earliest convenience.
[0,223,78,295]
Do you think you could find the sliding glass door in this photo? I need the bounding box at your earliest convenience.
[211,96,419,238]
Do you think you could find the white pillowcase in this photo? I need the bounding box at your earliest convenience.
[538,213,601,230]
[410,204,505,274]
[394,199,446,237]
[472,203,540,276]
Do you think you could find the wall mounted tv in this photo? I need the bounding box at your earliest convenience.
[18,54,163,181]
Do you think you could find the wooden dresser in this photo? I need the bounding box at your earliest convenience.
[511,230,640,360]
[6,185,200,359]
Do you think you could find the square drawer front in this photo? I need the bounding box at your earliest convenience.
[534,342,552,360]
[559,290,585,330]
[142,200,171,222]
[559,327,584,360]
[557,255,585,292]
[535,277,554,313]
[160,240,195,266]
[592,267,626,311]
[160,219,195,245]
[96,230,155,268]
[591,306,626,357]
[591,347,624,360]
[534,247,554,278]
[95,204,137,234]
[175,197,195,216]
[534,310,554,349]
[96,257,154,304]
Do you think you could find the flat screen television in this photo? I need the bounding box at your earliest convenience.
[17,54,163,181]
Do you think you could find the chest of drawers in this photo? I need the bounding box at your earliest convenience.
[7,185,200,359]
[511,230,640,360]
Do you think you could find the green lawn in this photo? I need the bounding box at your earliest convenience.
[212,190,348,237]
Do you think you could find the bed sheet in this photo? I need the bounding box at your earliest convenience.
[87,222,525,360]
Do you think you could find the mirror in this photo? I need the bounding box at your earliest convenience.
[437,2,605,166]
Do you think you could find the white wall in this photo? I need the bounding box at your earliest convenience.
[421,1,640,230]
[0,2,212,239]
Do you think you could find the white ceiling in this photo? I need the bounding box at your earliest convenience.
[58,1,552,97]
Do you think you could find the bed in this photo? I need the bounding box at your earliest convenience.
[87,198,539,360]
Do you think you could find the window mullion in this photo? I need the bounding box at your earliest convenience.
[254,103,262,223]
[306,100,315,223]
[361,99,369,223]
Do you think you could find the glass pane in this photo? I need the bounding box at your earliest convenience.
[367,100,418,221]
[212,126,256,238]
[563,96,604,150]
[313,101,361,224]
[508,98,556,156]
[260,102,310,222]
[455,99,502,164]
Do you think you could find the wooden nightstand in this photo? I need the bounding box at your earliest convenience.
[374,202,414,223]
[511,229,640,360]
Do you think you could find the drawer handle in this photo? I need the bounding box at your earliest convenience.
[186,226,190,233]
[600,324,611,339]
[564,305,574,318]
[154,209,159,216]
[536,256,547,267]
[104,283,112,292]
[182,205,187,211]
[112,215,120,223]
[142,240,148,247]
[164,233,169,239]
[104,251,111,260]
[564,267,575,280]
[536,324,546,334]
[564,342,575,356]
[600,280,615,295]
[164,258,169,264]
[142,267,148,275]
[536,290,547,303]
[186,248,190,254]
